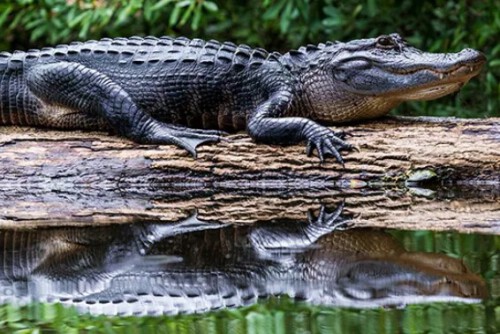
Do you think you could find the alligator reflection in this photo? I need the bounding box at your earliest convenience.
[0,205,487,316]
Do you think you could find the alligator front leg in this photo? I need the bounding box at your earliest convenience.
[133,211,227,254]
[248,202,352,260]
[26,62,221,157]
[247,91,353,164]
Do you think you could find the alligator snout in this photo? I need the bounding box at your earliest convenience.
[457,48,486,69]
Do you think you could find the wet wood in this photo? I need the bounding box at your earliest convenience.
[0,117,499,232]
[0,188,498,234]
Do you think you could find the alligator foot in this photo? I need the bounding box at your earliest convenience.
[307,202,353,230]
[249,202,352,258]
[136,210,227,253]
[145,127,224,158]
[304,126,355,165]
[145,210,227,240]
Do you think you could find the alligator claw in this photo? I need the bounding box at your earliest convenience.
[177,209,226,230]
[305,129,352,165]
[306,141,314,157]
[137,210,227,250]
[169,127,224,157]
[143,126,223,158]
[335,130,354,140]
[175,133,222,158]
[307,201,351,230]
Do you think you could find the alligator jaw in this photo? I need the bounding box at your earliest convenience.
[387,52,486,101]
[394,81,465,101]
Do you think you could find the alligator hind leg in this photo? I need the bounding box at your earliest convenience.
[26,62,221,157]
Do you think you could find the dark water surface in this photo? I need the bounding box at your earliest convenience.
[0,209,498,333]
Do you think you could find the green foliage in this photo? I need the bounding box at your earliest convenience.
[0,298,497,334]
[0,0,498,117]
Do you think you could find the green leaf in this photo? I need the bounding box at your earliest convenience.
[68,11,89,28]
[352,4,362,18]
[151,0,175,11]
[0,5,12,27]
[169,5,181,26]
[322,17,342,27]
[8,11,24,30]
[25,17,44,30]
[294,0,309,21]
[79,17,92,39]
[143,1,154,22]
[489,59,500,67]
[99,8,114,26]
[280,1,293,33]
[202,1,218,13]
[263,0,286,20]
[191,5,202,30]
[177,0,192,8]
[323,5,340,17]
[179,2,195,25]
[116,5,133,25]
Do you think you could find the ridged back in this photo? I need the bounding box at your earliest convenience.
[0,36,283,72]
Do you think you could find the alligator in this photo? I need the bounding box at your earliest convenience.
[0,34,485,163]
[0,206,487,316]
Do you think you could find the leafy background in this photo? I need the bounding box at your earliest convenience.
[0,0,498,117]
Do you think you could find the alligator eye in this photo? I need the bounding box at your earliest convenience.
[376,36,395,49]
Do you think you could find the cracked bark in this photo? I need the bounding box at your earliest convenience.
[0,116,499,233]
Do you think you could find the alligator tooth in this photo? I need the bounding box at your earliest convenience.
[439,73,444,79]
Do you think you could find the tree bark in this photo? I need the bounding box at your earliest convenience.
[0,117,498,233]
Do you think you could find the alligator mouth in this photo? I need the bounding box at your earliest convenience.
[395,81,465,101]
[343,278,486,301]
[389,61,484,101]
[341,270,487,300]
[389,59,484,77]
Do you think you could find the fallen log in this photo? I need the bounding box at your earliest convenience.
[0,187,498,234]
[0,116,499,232]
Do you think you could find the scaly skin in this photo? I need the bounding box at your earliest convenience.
[0,34,485,163]
[0,207,487,315]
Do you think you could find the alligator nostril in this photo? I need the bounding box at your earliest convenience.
[460,48,486,64]
[476,52,487,63]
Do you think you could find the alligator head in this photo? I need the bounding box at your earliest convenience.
[288,33,486,122]
[334,254,488,307]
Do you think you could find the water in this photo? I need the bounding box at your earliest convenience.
[0,205,498,333]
